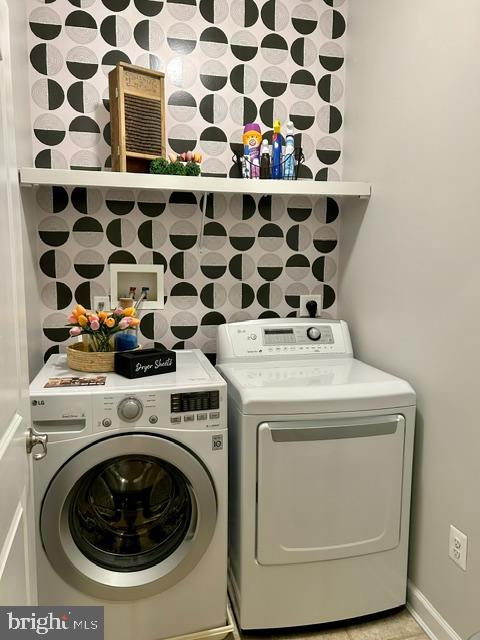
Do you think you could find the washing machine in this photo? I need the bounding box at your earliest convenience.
[216,318,416,630]
[30,350,229,640]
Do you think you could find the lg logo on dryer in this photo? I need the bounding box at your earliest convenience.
[31,400,45,406]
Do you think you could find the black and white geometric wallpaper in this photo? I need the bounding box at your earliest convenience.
[27,0,346,361]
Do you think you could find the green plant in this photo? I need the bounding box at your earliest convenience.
[184,161,201,177]
[165,161,186,176]
[150,157,169,174]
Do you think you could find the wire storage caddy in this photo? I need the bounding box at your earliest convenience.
[232,147,305,180]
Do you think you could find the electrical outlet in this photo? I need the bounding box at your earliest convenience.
[449,525,467,571]
[299,295,323,318]
[93,296,111,312]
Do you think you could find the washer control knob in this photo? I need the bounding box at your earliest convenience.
[307,327,321,341]
[118,397,143,422]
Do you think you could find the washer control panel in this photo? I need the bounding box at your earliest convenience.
[92,387,224,432]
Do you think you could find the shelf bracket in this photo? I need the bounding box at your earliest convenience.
[17,169,35,187]
[198,190,211,254]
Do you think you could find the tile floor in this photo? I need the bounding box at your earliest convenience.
[231,608,428,640]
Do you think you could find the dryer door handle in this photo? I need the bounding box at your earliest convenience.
[262,416,400,442]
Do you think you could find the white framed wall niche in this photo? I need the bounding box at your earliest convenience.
[110,263,164,310]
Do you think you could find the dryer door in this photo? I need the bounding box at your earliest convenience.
[256,414,405,565]
[41,433,217,600]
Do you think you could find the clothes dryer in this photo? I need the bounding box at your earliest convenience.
[216,319,415,630]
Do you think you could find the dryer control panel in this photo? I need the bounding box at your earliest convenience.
[216,319,353,363]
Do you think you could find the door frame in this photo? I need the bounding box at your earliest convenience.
[0,0,37,606]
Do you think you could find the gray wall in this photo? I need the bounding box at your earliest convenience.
[340,2,480,638]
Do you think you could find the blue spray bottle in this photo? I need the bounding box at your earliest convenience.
[283,121,295,179]
[271,119,283,179]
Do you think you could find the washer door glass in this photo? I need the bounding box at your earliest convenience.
[69,455,193,572]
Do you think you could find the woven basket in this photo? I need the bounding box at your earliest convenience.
[66,342,140,373]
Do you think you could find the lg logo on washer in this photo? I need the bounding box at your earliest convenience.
[0,607,103,639]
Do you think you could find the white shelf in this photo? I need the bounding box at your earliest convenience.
[19,168,371,198]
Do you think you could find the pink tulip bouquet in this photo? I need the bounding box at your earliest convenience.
[66,304,140,352]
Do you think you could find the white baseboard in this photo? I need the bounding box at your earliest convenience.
[407,581,462,640]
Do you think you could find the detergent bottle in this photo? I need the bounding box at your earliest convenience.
[243,123,262,179]
[271,119,283,179]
